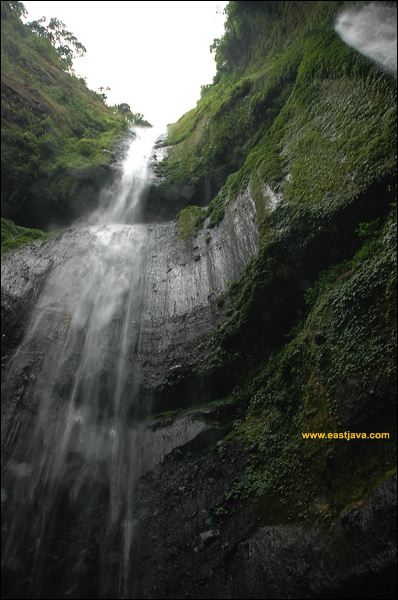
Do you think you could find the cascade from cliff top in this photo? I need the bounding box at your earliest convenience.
[2,111,259,597]
[2,125,167,598]
[93,126,163,225]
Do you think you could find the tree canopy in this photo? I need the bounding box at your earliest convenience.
[1,1,27,18]
[27,16,87,70]
[112,104,152,127]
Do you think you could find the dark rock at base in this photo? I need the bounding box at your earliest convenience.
[129,438,396,599]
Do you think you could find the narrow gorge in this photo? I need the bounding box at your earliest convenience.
[1,1,397,599]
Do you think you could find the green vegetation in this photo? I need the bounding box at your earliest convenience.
[214,210,396,524]
[163,1,395,227]
[26,13,87,71]
[177,205,206,240]
[158,1,397,531]
[112,103,152,127]
[1,217,48,254]
[1,1,147,227]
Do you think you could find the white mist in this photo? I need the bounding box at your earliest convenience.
[335,2,397,74]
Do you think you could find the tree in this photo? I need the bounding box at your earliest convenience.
[115,103,133,116]
[27,16,86,70]
[97,86,111,101]
[1,1,27,18]
[112,104,151,127]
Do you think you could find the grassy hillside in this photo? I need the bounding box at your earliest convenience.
[1,1,130,228]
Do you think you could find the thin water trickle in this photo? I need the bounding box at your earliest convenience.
[1,125,182,598]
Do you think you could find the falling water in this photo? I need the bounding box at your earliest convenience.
[335,2,397,75]
[93,126,161,225]
[1,125,198,598]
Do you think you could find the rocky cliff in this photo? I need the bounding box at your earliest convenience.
[136,2,397,597]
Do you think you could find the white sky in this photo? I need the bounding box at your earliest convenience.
[23,1,228,126]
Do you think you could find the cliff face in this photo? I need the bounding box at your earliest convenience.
[139,1,397,596]
[1,186,258,442]
[1,1,397,598]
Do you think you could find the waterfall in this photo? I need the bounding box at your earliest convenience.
[1,119,260,598]
[1,126,172,598]
[94,126,162,225]
[335,3,397,75]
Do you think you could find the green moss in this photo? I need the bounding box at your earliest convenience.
[218,212,396,525]
[206,192,226,228]
[191,184,396,530]
[250,170,266,225]
[1,217,48,254]
[151,409,183,427]
[176,205,206,240]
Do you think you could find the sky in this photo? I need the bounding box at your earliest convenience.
[23,1,228,126]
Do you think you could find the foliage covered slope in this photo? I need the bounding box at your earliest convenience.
[1,1,129,229]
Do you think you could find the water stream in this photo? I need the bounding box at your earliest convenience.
[1,126,206,598]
